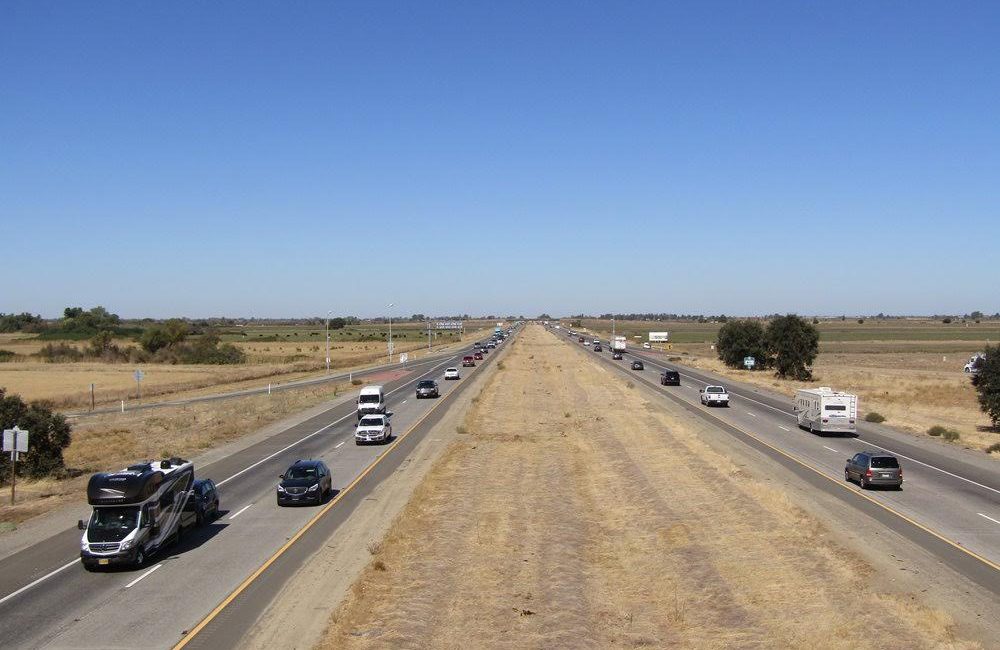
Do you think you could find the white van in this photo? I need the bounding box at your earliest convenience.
[794,388,858,434]
[357,385,386,420]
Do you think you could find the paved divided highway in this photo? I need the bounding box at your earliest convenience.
[0,333,513,650]
[555,329,1000,594]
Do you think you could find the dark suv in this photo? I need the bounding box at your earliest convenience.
[277,460,332,506]
[416,379,440,399]
[845,452,902,490]
[660,370,680,386]
[185,478,220,525]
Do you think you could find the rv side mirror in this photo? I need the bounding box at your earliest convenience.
[78,519,86,530]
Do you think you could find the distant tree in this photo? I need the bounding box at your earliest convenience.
[943,317,953,324]
[63,307,84,319]
[163,319,189,345]
[537,313,552,320]
[329,317,347,330]
[0,388,73,480]
[857,318,865,324]
[716,320,769,370]
[766,315,819,380]
[717,314,728,323]
[972,345,1000,428]
[140,326,171,353]
[812,318,820,325]
[0,312,45,333]
[971,310,984,320]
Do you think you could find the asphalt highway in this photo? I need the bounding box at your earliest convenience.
[0,332,513,649]
[556,329,1000,595]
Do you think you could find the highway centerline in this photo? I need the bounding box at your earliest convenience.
[124,563,162,589]
[228,505,253,520]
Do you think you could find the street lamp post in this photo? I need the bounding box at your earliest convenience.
[612,316,616,340]
[325,310,332,374]
[387,303,394,365]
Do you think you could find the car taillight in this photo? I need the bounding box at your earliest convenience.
[865,469,873,477]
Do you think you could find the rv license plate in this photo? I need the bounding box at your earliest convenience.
[98,559,109,565]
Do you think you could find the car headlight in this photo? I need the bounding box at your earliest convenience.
[81,540,89,551]
[307,484,319,492]
[277,485,286,493]
[120,539,134,551]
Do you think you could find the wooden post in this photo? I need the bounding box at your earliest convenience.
[90,383,95,411]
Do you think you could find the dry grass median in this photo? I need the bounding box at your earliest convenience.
[319,325,976,649]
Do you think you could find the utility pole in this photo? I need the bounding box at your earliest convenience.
[326,310,332,374]
[427,319,431,352]
[387,303,394,365]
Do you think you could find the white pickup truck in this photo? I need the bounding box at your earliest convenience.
[700,385,730,407]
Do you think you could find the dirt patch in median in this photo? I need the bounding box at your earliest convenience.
[318,325,978,649]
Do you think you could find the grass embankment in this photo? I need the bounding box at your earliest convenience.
[319,325,972,649]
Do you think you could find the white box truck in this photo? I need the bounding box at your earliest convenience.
[612,336,627,353]
[794,388,858,434]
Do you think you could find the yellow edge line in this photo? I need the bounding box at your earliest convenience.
[173,345,502,648]
[562,330,1000,575]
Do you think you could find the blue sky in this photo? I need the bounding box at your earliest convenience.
[3,1,998,318]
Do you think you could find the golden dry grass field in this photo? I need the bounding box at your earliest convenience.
[319,325,976,649]
[0,327,494,409]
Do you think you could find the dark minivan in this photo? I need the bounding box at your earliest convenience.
[660,370,680,386]
[185,478,220,525]
[845,452,902,489]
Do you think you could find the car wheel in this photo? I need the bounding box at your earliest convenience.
[844,469,851,483]
[859,476,867,490]
[134,547,146,568]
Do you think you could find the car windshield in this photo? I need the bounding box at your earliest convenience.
[359,394,381,403]
[286,465,319,479]
[446,368,457,373]
[870,457,899,469]
[359,417,384,427]
[707,387,725,393]
[89,506,140,533]
[418,381,436,388]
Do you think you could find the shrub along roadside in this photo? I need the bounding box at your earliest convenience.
[864,412,886,423]
[0,388,73,482]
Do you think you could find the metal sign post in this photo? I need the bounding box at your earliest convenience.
[134,369,145,404]
[3,426,29,505]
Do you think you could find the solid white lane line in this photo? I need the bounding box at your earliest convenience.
[124,563,162,589]
[401,399,407,404]
[0,560,78,605]
[228,504,252,520]
[746,412,757,417]
[823,446,839,453]
[778,425,790,431]
[629,353,1000,498]
[335,441,345,449]
[978,513,1000,526]
[217,357,456,488]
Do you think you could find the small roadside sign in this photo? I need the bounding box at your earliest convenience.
[2,426,29,454]
[399,353,408,364]
[744,356,756,369]
[134,369,144,382]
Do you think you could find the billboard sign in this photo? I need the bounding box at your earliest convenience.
[436,321,463,330]
[648,332,670,342]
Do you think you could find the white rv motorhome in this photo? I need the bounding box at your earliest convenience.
[357,385,386,420]
[794,388,858,434]
[79,457,196,570]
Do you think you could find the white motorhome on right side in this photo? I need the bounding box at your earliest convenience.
[794,387,858,434]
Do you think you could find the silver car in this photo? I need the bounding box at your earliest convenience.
[845,452,902,489]
[415,379,439,399]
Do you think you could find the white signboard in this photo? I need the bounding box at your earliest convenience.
[399,353,408,364]
[744,356,756,369]
[2,426,29,453]
[648,332,670,342]
[436,321,463,330]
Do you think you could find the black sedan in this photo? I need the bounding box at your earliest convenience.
[277,460,332,506]
[631,360,644,371]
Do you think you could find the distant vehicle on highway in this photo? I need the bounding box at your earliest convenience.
[612,352,623,360]
[185,478,220,526]
[415,379,440,398]
[592,339,600,346]
[594,344,603,352]
[277,460,332,505]
[660,370,680,386]
[612,336,627,353]
[700,385,729,407]
[474,352,484,360]
[642,342,651,349]
[583,340,591,346]
[357,385,386,420]
[444,367,460,380]
[845,452,902,490]
[578,336,585,343]
[355,414,393,445]
[795,388,857,434]
[79,457,196,570]
[462,355,476,367]
[964,353,986,373]
[631,360,644,371]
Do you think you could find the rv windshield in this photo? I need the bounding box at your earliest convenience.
[359,394,381,403]
[88,506,140,541]
[825,405,847,411]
